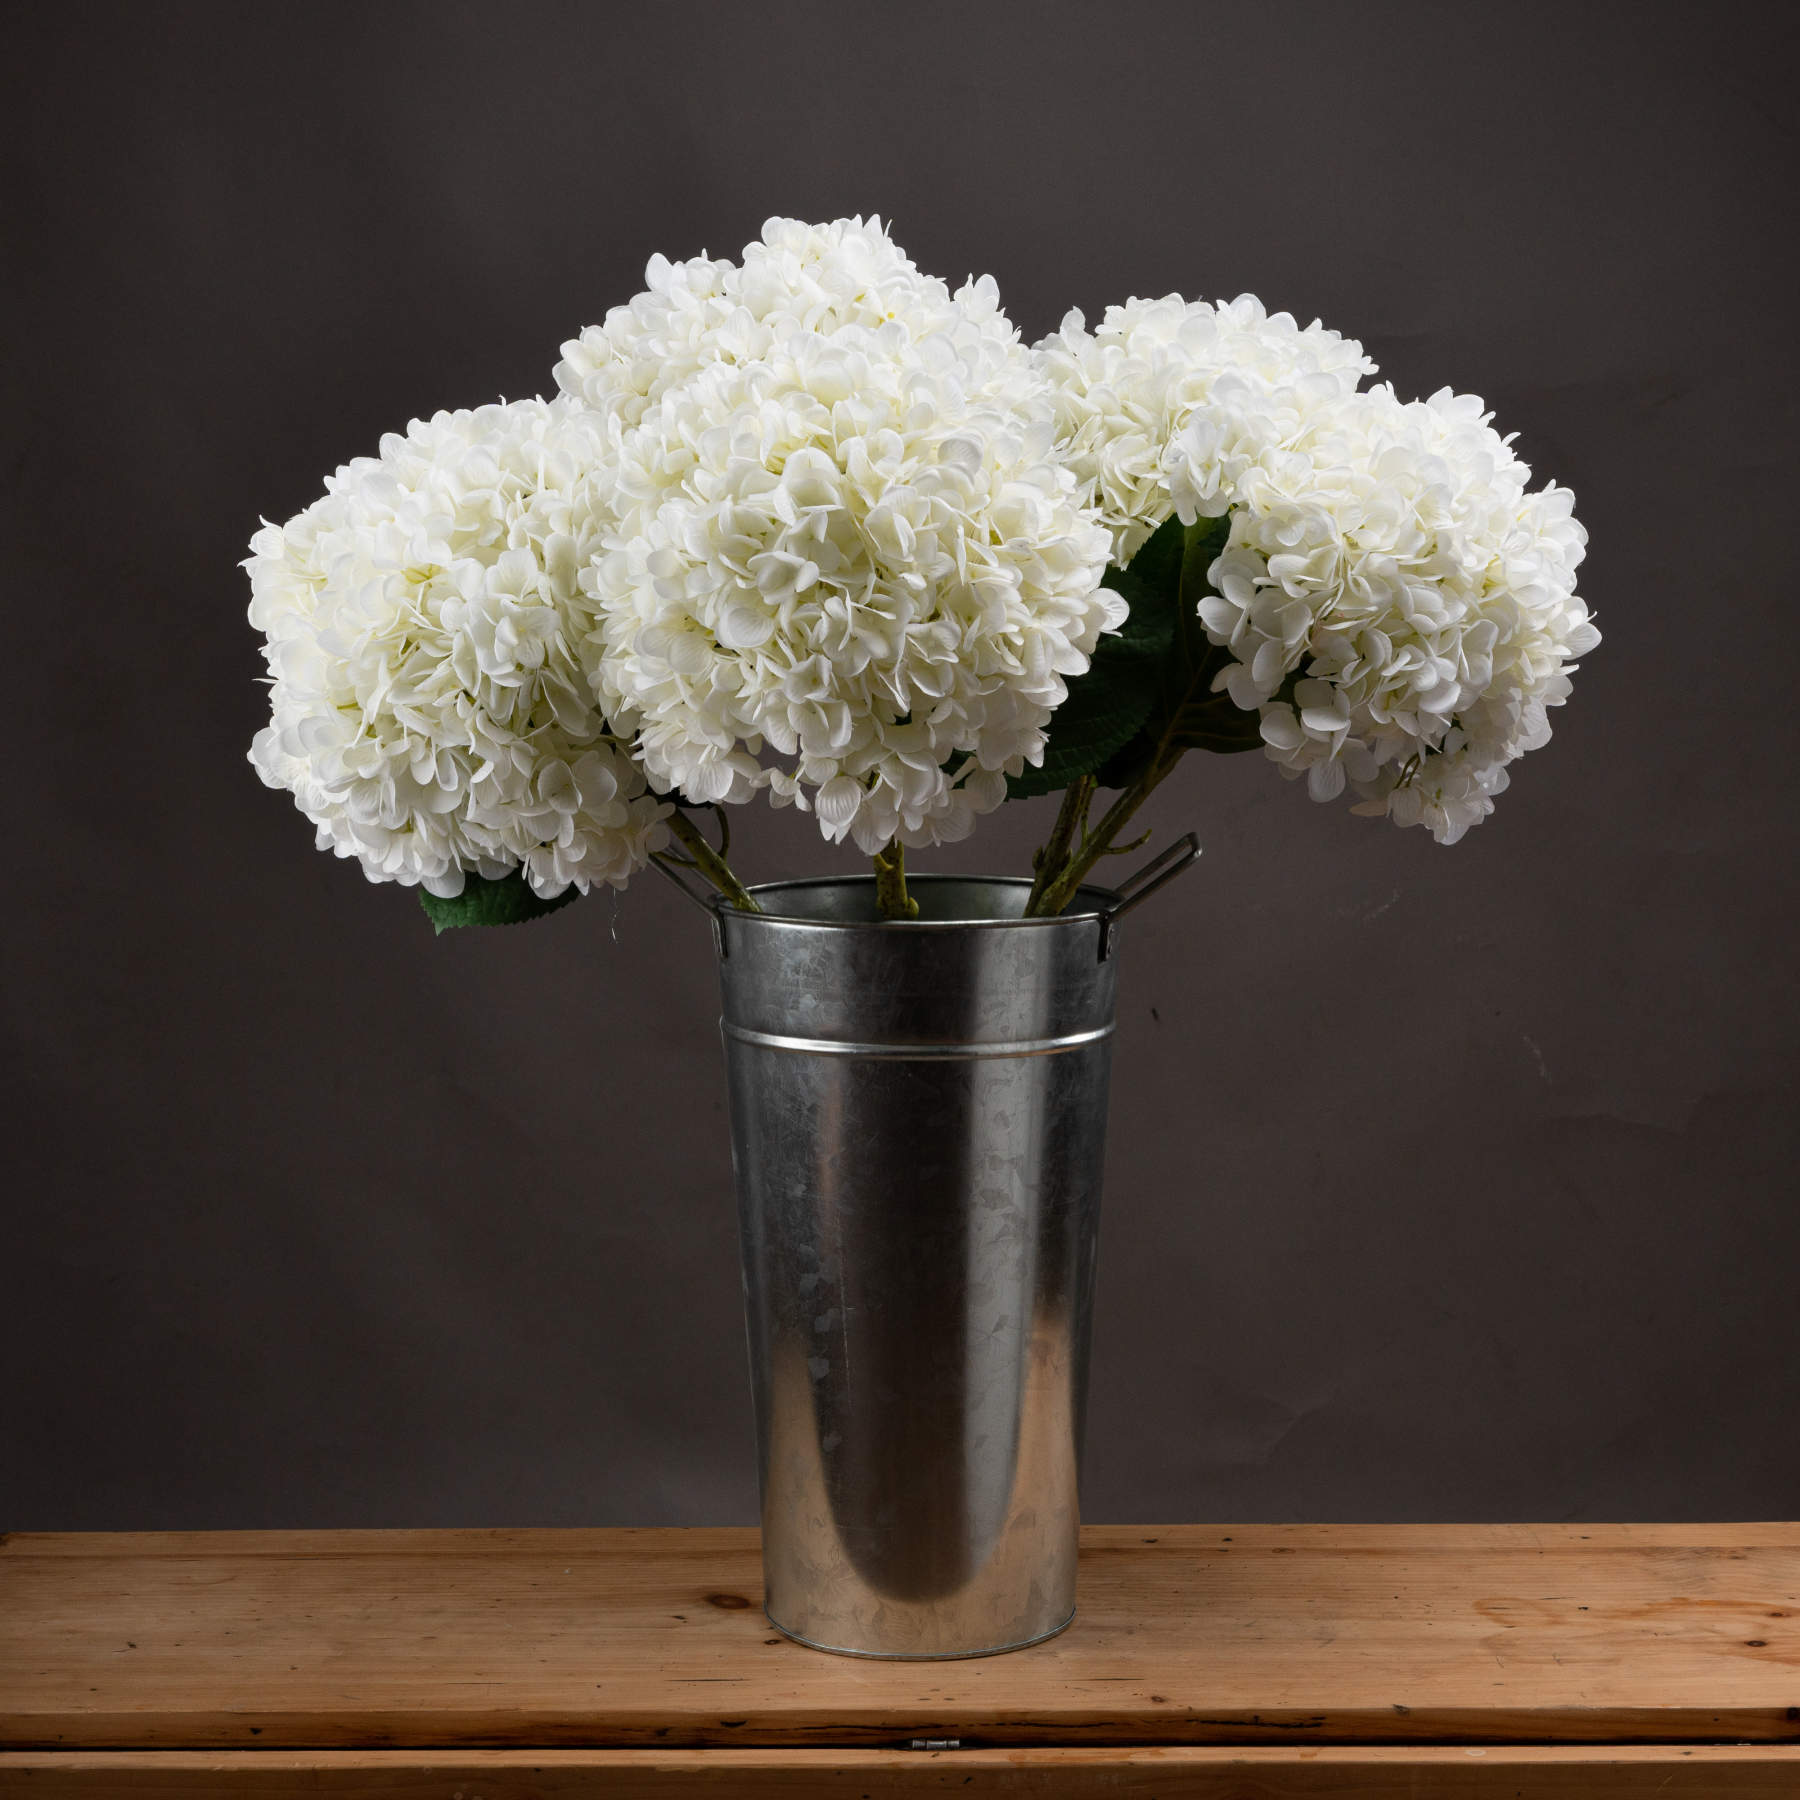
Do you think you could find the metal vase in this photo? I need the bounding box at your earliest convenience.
[693,844,1196,1659]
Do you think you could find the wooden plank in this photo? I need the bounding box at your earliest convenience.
[3,1527,1797,1749]
[4,1746,1800,1797]
[11,1524,1800,1556]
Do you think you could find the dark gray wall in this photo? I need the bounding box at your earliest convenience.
[4,1,1795,1530]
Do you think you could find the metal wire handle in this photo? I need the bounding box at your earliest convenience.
[1098,831,1201,959]
[650,854,732,957]
[649,853,718,917]
[653,830,1200,961]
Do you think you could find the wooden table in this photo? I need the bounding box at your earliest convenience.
[2,1525,1796,1794]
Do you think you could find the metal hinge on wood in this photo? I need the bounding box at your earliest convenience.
[908,1737,962,1750]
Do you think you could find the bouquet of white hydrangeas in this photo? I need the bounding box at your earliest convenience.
[248,217,1596,929]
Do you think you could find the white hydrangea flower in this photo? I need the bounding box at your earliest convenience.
[1191,385,1598,844]
[1034,294,1375,565]
[558,216,1119,854]
[554,249,740,434]
[247,398,669,898]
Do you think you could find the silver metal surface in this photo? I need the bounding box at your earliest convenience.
[715,873,1125,1658]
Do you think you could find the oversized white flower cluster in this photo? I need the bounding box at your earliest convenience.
[1033,294,1376,565]
[247,399,669,898]
[557,216,1120,853]
[1191,384,1598,844]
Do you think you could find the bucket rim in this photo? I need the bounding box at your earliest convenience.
[719,871,1123,930]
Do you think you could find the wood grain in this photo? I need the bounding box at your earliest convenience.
[4,1747,1800,1797]
[2,1526,1797,1751]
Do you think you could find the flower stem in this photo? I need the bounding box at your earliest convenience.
[1025,775,1096,915]
[1026,754,1178,917]
[666,808,761,913]
[872,839,919,920]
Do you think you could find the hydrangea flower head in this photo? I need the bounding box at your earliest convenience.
[1034,294,1376,565]
[1038,289,1595,843]
[247,399,669,898]
[1193,384,1598,843]
[557,217,1119,853]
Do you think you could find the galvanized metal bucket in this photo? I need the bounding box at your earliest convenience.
[666,839,1197,1658]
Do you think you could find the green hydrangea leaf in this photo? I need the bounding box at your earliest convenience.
[1171,661,1306,757]
[418,870,582,935]
[1072,512,1267,786]
[1093,725,1158,791]
[1170,705,1267,753]
[1163,513,1265,756]
[1006,515,1187,800]
[1004,692,1158,799]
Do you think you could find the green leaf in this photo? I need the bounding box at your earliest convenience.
[1003,693,1154,799]
[1093,513,1263,783]
[1160,514,1266,756]
[418,870,582,935]
[1178,511,1234,600]
[1169,676,1275,754]
[1171,710,1266,754]
[1093,726,1158,791]
[1171,513,1234,686]
[1006,515,1187,799]
[1010,509,1274,797]
[1173,660,1308,755]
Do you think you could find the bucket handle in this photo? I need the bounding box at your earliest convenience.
[655,830,1200,961]
[1098,831,1201,960]
[649,853,717,916]
[649,855,728,957]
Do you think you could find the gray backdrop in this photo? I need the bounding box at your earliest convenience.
[5,1,1796,1530]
